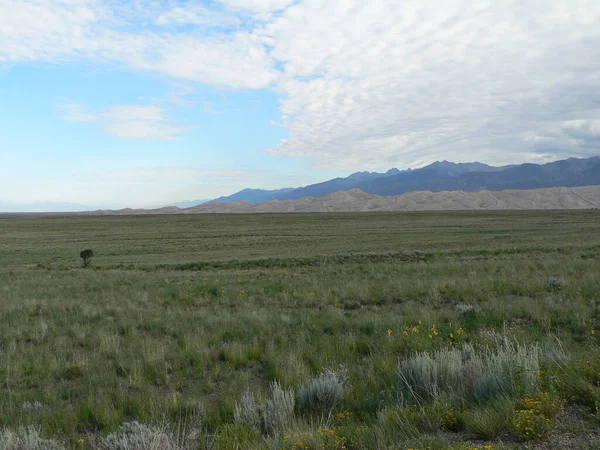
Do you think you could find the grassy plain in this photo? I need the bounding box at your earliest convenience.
[0,211,599,449]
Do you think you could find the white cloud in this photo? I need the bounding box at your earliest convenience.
[0,0,277,89]
[58,102,98,122]
[155,5,239,27]
[263,0,600,168]
[58,102,192,140]
[0,0,102,63]
[217,0,294,13]
[149,32,278,88]
[102,104,192,140]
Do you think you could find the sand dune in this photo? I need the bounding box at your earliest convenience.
[87,185,600,215]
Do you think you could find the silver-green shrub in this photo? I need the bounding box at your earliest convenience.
[397,342,539,407]
[547,276,567,291]
[297,366,349,413]
[455,303,479,316]
[0,427,64,450]
[234,381,295,434]
[92,422,183,450]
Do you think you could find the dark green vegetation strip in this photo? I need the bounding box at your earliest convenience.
[154,251,427,271]
[0,211,598,448]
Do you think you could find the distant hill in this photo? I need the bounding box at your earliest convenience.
[85,185,600,215]
[165,199,210,208]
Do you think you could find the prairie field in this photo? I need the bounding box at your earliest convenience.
[0,211,599,449]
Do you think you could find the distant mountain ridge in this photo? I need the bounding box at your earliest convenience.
[209,188,296,204]
[275,168,405,201]
[356,157,600,196]
[211,156,600,203]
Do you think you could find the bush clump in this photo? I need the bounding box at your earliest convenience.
[397,342,540,407]
[298,366,350,414]
[0,427,64,450]
[234,381,295,435]
[91,421,191,450]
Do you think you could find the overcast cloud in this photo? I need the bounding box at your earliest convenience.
[1,0,600,169]
[263,0,600,168]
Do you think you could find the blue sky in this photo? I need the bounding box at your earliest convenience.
[1,0,600,210]
[1,63,335,208]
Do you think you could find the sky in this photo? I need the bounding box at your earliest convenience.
[1,0,600,210]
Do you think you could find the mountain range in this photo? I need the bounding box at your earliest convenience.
[210,156,600,204]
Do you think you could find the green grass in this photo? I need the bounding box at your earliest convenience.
[0,211,598,449]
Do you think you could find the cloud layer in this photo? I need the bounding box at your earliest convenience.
[264,0,600,168]
[0,0,278,88]
[3,0,600,168]
[59,102,191,140]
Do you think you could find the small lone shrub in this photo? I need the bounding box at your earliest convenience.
[298,366,350,414]
[234,381,295,434]
[80,249,94,268]
[547,276,567,291]
[455,303,479,316]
